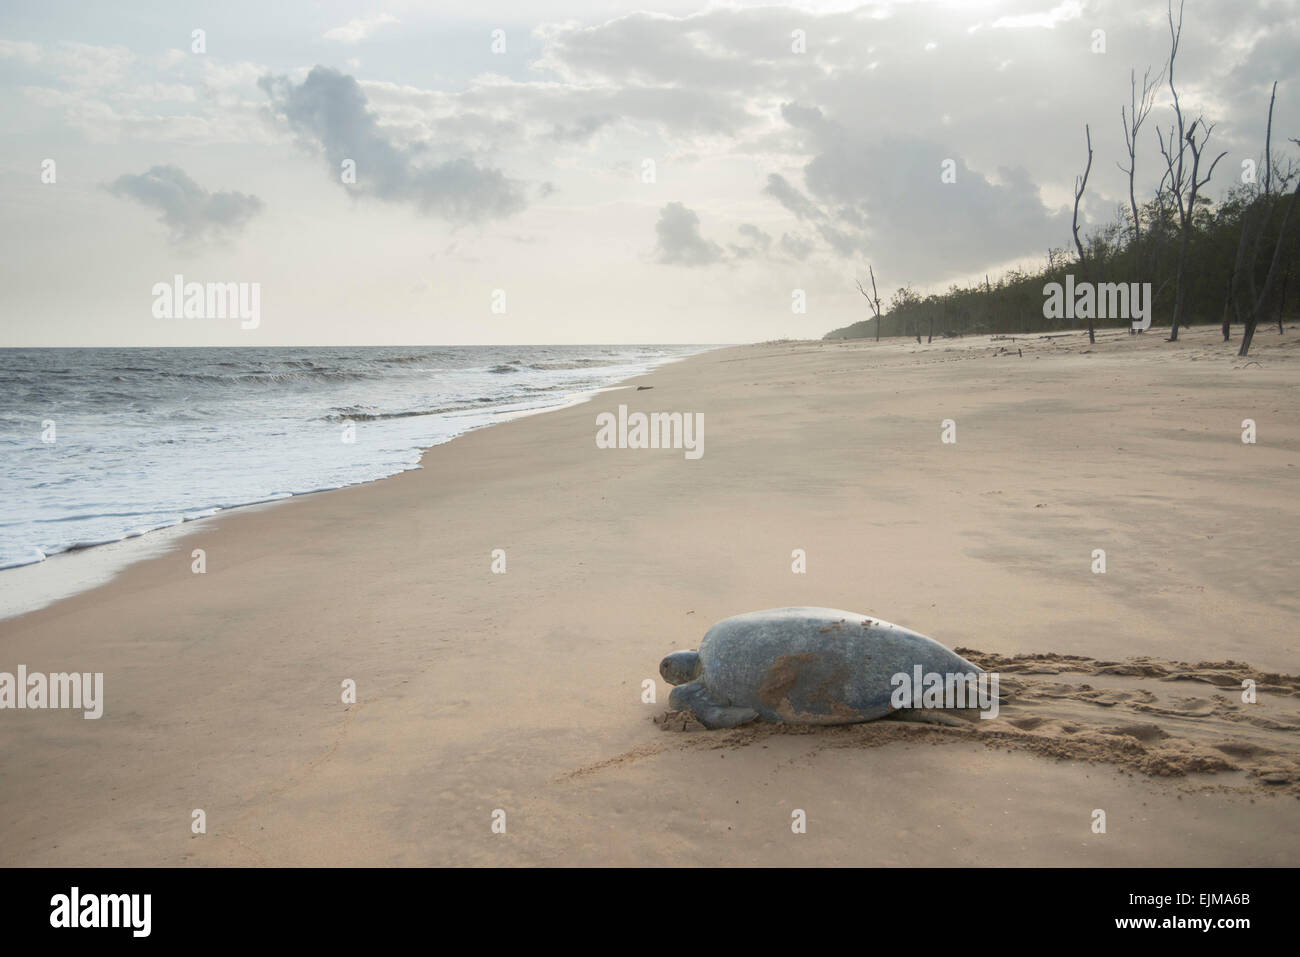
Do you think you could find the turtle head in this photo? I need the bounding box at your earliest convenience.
[659,650,702,685]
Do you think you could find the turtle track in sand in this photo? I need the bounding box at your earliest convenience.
[654,650,1300,797]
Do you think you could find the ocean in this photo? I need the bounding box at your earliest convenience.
[0,345,711,571]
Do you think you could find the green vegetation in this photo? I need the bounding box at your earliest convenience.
[825,182,1300,343]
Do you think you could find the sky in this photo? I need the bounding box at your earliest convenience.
[1,0,1296,346]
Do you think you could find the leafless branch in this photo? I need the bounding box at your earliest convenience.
[1072,124,1095,343]
[856,265,883,340]
[1118,64,1164,247]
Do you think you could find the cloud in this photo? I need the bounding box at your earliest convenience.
[763,172,826,223]
[773,102,1069,277]
[729,222,772,259]
[535,10,801,94]
[359,75,747,154]
[9,1,1299,302]
[780,233,814,261]
[0,40,41,63]
[52,41,135,87]
[0,40,135,87]
[550,113,616,143]
[111,83,196,103]
[259,66,526,222]
[992,0,1083,30]
[323,14,398,44]
[531,9,1082,276]
[525,4,1300,284]
[654,202,723,266]
[105,165,262,243]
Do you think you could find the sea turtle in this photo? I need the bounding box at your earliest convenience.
[659,606,985,729]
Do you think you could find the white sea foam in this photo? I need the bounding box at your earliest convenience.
[0,345,712,614]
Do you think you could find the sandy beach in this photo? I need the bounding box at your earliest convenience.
[1,323,1297,867]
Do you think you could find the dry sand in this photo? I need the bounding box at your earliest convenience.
[1,323,1297,866]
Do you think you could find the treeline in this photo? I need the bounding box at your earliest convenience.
[824,184,1300,342]
[826,2,1300,355]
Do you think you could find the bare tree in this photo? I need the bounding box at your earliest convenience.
[1071,123,1095,344]
[1259,84,1289,335]
[1118,65,1163,253]
[1156,0,1189,339]
[1220,271,1234,341]
[855,265,883,341]
[1277,266,1291,334]
[1264,81,1275,198]
[1156,0,1227,341]
[1237,168,1300,356]
[1119,65,1163,336]
[1224,82,1278,342]
[1231,128,1300,356]
[1158,1,1188,217]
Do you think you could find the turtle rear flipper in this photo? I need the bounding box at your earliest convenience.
[669,681,759,730]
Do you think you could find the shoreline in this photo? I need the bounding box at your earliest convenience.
[1,326,1296,866]
[0,359,706,621]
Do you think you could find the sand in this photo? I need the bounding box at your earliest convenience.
[1,323,1297,866]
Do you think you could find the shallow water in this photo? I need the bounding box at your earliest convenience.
[0,344,712,571]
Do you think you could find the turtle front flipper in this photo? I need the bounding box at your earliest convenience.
[668,681,759,730]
